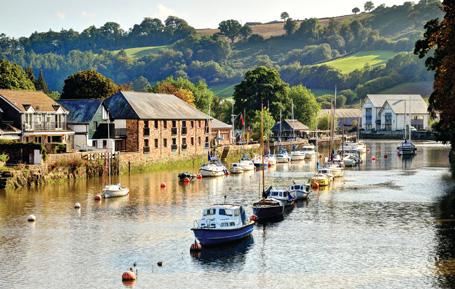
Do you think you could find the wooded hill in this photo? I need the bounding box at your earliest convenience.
[0,0,442,108]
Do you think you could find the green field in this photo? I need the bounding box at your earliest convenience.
[316,50,397,74]
[211,83,237,97]
[112,45,169,58]
[380,81,433,96]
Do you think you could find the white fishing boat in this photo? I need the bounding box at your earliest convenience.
[200,159,228,177]
[102,184,129,198]
[324,163,344,178]
[290,150,306,161]
[230,163,245,174]
[302,145,316,159]
[265,187,295,207]
[289,183,310,200]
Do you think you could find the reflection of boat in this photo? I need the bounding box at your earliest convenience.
[178,172,196,182]
[289,183,310,200]
[252,198,284,223]
[191,204,254,246]
[265,187,295,207]
[200,158,228,177]
[102,184,129,198]
[191,235,254,264]
[302,145,316,159]
[230,163,244,174]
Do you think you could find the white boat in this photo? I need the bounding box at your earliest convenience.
[276,150,291,163]
[266,154,277,166]
[324,163,344,178]
[289,183,310,200]
[230,163,245,174]
[342,141,367,153]
[302,145,316,159]
[290,150,306,161]
[102,184,129,198]
[265,187,295,207]
[343,154,358,167]
[253,154,276,167]
[238,154,255,171]
[200,160,228,177]
[318,168,335,181]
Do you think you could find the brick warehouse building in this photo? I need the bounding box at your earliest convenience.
[104,91,211,158]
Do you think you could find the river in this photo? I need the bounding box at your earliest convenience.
[0,141,454,289]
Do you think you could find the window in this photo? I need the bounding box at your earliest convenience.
[182,138,187,145]
[191,121,194,128]
[191,137,194,145]
[144,120,149,128]
[218,209,226,215]
[234,209,240,216]
[93,140,98,147]
[154,120,159,129]
[154,139,158,148]
[35,137,42,143]
[163,121,167,129]
[182,121,186,127]
[172,138,176,145]
[103,140,107,148]
[229,222,235,227]
[55,114,63,129]
[365,108,372,124]
[198,120,202,128]
[198,137,201,145]
[163,138,167,147]
[144,139,149,147]
[172,120,176,128]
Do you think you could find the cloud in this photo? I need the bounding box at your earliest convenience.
[152,4,177,20]
[56,11,65,19]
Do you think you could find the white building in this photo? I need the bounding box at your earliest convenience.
[362,94,429,131]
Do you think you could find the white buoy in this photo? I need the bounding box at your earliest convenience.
[74,202,81,209]
[27,214,36,222]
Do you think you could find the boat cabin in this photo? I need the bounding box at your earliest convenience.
[268,189,292,200]
[197,204,247,229]
[290,184,308,191]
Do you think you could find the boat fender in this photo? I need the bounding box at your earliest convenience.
[311,182,319,190]
[249,215,258,222]
[183,177,190,184]
[74,202,81,209]
[122,270,136,281]
[94,195,102,201]
[27,214,36,222]
[160,182,166,188]
[190,240,202,252]
[196,174,202,180]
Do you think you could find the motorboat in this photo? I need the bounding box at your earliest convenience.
[397,140,416,156]
[266,154,277,166]
[343,154,358,167]
[102,184,129,198]
[239,155,255,171]
[253,155,276,167]
[342,141,367,153]
[191,204,254,246]
[252,198,285,222]
[230,163,245,174]
[178,172,196,182]
[310,173,331,187]
[302,145,316,159]
[290,150,306,161]
[200,159,228,177]
[318,168,335,181]
[265,187,295,207]
[289,183,310,200]
[276,150,291,163]
[324,163,344,178]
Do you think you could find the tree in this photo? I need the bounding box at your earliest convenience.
[251,107,275,141]
[414,0,455,169]
[289,85,320,129]
[131,76,152,92]
[153,81,195,104]
[0,60,35,90]
[25,66,35,84]
[284,18,298,35]
[61,70,119,99]
[352,7,361,14]
[364,1,375,12]
[317,114,330,130]
[234,66,290,120]
[239,25,252,40]
[296,18,320,41]
[280,12,290,21]
[35,69,49,93]
[218,19,242,43]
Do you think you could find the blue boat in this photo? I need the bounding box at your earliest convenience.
[191,204,254,246]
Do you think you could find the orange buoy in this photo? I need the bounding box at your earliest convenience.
[311,182,319,190]
[249,215,258,222]
[122,271,136,281]
[196,174,202,180]
[371,156,377,161]
[190,240,202,252]
[94,195,102,201]
[160,182,166,188]
[183,177,190,184]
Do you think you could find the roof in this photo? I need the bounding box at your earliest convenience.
[0,89,66,113]
[366,94,427,111]
[59,99,103,124]
[383,99,428,114]
[211,118,232,129]
[0,122,21,135]
[272,119,309,132]
[104,91,211,120]
[319,108,361,118]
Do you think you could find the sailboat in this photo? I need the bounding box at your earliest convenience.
[102,117,129,198]
[252,104,285,222]
[397,97,417,156]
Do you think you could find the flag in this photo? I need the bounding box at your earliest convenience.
[240,113,245,127]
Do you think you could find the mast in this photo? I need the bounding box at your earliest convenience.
[279,109,282,144]
[107,115,111,184]
[291,99,295,139]
[408,95,412,141]
[260,103,265,196]
[329,86,336,161]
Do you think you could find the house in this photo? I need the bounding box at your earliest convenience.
[319,108,362,129]
[362,94,429,131]
[59,99,114,151]
[211,118,233,146]
[0,89,74,152]
[103,91,211,157]
[272,119,309,141]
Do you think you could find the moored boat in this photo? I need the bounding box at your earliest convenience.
[265,187,295,207]
[310,173,331,187]
[191,204,254,246]
[178,172,196,182]
[239,154,255,171]
[252,198,285,222]
[302,145,316,159]
[276,150,291,163]
[230,163,245,174]
[102,184,129,198]
[200,159,228,177]
[290,150,306,161]
[289,183,310,200]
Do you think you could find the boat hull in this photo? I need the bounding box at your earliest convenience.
[192,223,255,246]
[200,169,225,177]
[253,205,284,222]
[102,188,129,198]
[292,190,310,200]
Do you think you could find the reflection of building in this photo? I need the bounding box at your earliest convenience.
[319,109,361,129]
[59,99,114,151]
[0,89,74,152]
[211,118,232,146]
[362,94,429,131]
[272,119,309,140]
[104,91,211,156]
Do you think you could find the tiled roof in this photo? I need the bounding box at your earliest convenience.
[0,89,65,112]
[104,91,211,120]
[59,99,102,124]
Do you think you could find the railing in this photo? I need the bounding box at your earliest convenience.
[143,127,150,136]
[143,146,150,153]
[23,121,66,131]
[181,127,187,135]
[171,127,178,135]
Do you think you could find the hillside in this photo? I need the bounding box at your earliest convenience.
[111,45,169,58]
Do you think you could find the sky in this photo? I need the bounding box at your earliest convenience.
[1,0,410,38]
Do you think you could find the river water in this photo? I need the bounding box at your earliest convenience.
[0,141,454,289]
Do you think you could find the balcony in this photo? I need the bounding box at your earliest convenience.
[182,143,187,150]
[171,127,178,135]
[171,144,178,151]
[143,146,150,153]
[181,127,187,135]
[23,121,67,131]
[143,127,150,136]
